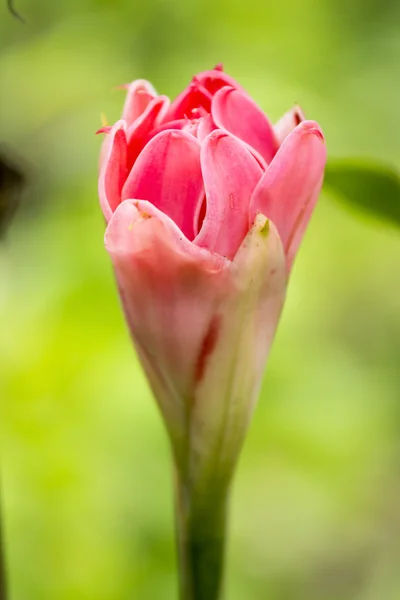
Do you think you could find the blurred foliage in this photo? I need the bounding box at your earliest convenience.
[325,161,400,229]
[0,1,400,600]
[0,149,26,238]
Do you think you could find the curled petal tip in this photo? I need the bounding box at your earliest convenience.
[312,127,325,141]
[96,126,112,135]
[204,128,229,143]
[214,63,224,71]
[301,120,325,141]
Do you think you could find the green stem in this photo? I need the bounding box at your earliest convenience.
[174,471,229,600]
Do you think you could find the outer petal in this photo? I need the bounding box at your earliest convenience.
[105,199,230,460]
[105,203,287,479]
[122,79,158,126]
[274,105,305,145]
[195,130,263,260]
[122,130,204,240]
[249,120,327,269]
[189,215,287,485]
[126,95,170,169]
[98,120,128,221]
[212,87,279,164]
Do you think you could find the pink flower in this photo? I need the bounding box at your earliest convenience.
[98,67,326,475]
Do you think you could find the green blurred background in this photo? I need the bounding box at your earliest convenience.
[1,1,400,598]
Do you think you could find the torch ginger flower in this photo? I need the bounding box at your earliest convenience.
[98,66,326,471]
[98,65,326,599]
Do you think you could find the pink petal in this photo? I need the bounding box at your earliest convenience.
[165,68,244,121]
[274,105,305,145]
[165,84,212,121]
[195,130,263,260]
[148,118,188,137]
[212,87,279,165]
[105,199,229,442]
[249,120,327,269]
[106,199,227,269]
[126,95,170,169]
[194,68,244,95]
[197,114,216,142]
[98,120,128,221]
[122,130,203,240]
[122,79,158,126]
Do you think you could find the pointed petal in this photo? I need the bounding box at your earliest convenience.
[274,105,305,145]
[122,130,203,240]
[195,130,263,260]
[98,120,128,221]
[105,199,229,457]
[122,79,158,125]
[126,95,170,169]
[212,87,279,164]
[249,120,327,268]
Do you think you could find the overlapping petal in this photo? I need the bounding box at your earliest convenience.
[166,68,244,121]
[212,87,279,164]
[250,120,327,268]
[194,67,244,96]
[98,120,128,221]
[122,79,158,126]
[122,130,204,240]
[195,130,263,260]
[188,215,287,482]
[274,105,305,145]
[105,199,230,458]
[126,95,170,169]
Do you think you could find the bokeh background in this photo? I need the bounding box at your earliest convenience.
[1,1,400,599]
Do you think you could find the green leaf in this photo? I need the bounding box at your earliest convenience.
[324,159,400,228]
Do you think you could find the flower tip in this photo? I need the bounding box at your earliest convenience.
[214,63,224,71]
[252,213,270,237]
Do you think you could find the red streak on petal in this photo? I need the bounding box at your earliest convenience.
[195,315,221,383]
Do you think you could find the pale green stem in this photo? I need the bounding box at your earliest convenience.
[174,470,230,600]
